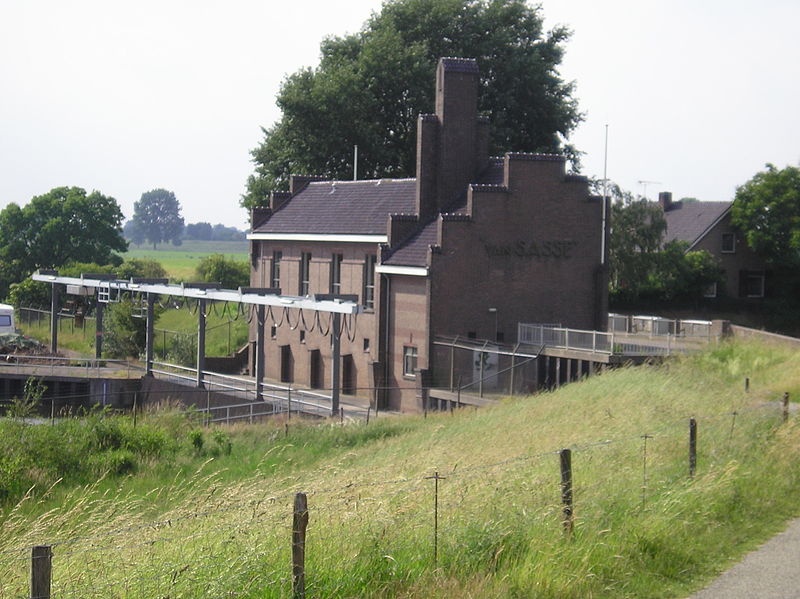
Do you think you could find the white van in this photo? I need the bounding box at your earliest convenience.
[0,304,15,334]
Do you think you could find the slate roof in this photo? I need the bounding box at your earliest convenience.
[383,220,440,267]
[663,201,731,246]
[252,179,416,236]
[382,158,506,267]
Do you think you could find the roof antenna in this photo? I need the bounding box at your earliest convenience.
[353,145,358,181]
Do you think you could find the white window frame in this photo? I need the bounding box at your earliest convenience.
[402,345,418,378]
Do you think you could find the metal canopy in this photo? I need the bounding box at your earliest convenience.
[32,272,362,314]
[32,270,360,416]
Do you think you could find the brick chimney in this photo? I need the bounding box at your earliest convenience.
[416,57,484,218]
[658,191,673,211]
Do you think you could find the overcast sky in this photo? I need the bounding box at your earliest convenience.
[1,1,798,230]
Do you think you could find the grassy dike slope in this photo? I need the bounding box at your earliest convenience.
[2,340,800,598]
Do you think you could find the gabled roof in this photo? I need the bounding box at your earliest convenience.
[663,201,731,248]
[251,179,416,236]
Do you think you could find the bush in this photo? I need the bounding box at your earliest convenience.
[103,299,146,359]
[211,429,232,456]
[195,254,249,289]
[116,258,168,281]
[188,429,204,454]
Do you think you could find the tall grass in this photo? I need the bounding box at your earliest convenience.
[1,339,799,598]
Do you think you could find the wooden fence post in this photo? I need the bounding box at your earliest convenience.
[425,471,446,568]
[689,418,697,478]
[559,449,573,535]
[745,377,750,392]
[783,392,790,424]
[292,493,309,599]
[31,545,52,599]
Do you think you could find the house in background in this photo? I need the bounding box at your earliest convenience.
[659,192,767,299]
[248,58,608,412]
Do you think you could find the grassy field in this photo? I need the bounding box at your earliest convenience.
[122,240,248,280]
[2,340,800,598]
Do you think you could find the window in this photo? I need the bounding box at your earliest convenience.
[270,250,282,289]
[299,252,311,296]
[363,254,377,309]
[745,272,765,298]
[721,233,736,253]
[704,282,718,298]
[403,346,418,378]
[363,338,370,352]
[270,325,277,339]
[330,253,343,294]
[300,330,306,344]
[0,315,11,327]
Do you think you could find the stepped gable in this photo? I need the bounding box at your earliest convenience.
[382,220,440,267]
[663,200,730,245]
[382,160,505,267]
[252,179,416,236]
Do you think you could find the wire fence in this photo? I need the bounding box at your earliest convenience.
[1,392,793,599]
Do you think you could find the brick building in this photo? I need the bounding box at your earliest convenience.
[248,58,608,411]
[659,192,768,299]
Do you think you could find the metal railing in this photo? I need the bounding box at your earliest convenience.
[608,313,713,339]
[0,354,143,378]
[518,324,614,354]
[149,360,357,420]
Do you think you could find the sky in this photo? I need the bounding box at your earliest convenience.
[1,1,798,230]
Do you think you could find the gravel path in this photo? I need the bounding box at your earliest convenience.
[685,517,800,598]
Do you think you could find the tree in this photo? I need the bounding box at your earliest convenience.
[606,184,667,300]
[131,189,185,249]
[243,0,581,211]
[0,187,126,299]
[605,182,724,305]
[185,222,213,241]
[123,219,145,246]
[731,164,800,269]
[195,254,249,289]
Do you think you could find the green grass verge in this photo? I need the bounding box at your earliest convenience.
[17,303,249,359]
[1,339,799,598]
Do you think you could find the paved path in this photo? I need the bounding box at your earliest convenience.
[686,517,800,598]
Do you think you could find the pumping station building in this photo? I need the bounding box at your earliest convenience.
[247,57,608,412]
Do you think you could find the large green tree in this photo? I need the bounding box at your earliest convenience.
[731,163,800,269]
[131,189,185,249]
[243,0,581,211]
[0,187,126,298]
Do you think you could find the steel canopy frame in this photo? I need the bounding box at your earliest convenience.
[32,271,362,416]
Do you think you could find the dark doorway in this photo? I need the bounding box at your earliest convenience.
[280,345,293,383]
[342,354,355,395]
[309,349,323,389]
